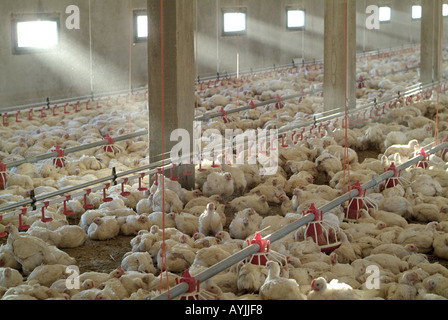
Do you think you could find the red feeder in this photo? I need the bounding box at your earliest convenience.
[62,196,75,216]
[15,111,22,123]
[275,94,284,109]
[2,113,8,126]
[382,162,409,190]
[184,163,193,177]
[120,178,131,197]
[169,164,179,181]
[74,101,80,113]
[175,269,217,301]
[18,208,30,231]
[103,134,115,153]
[41,201,53,222]
[250,100,257,109]
[52,105,59,116]
[137,173,148,191]
[52,146,65,168]
[83,189,94,210]
[344,181,378,222]
[416,148,429,169]
[303,203,341,253]
[441,136,448,161]
[63,102,70,114]
[28,109,34,121]
[0,161,7,190]
[86,99,91,110]
[281,133,288,148]
[102,183,113,202]
[40,107,47,118]
[244,232,287,267]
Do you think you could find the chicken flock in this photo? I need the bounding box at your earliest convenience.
[1,48,448,300]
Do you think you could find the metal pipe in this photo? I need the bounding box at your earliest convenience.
[151,140,448,300]
[3,130,148,169]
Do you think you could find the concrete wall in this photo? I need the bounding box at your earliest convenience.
[0,0,148,108]
[0,0,427,109]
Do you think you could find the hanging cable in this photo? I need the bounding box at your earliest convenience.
[128,0,133,134]
[342,0,351,194]
[434,0,444,146]
[158,0,170,298]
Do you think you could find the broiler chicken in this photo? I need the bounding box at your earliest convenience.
[198,203,223,236]
[5,224,76,275]
[259,261,306,300]
[202,171,234,199]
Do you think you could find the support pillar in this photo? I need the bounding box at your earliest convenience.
[324,0,356,112]
[147,0,195,188]
[420,0,442,84]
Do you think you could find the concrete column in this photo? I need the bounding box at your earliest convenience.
[147,0,195,188]
[420,0,442,84]
[324,0,356,112]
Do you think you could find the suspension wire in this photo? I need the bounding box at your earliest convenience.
[434,0,444,145]
[343,0,351,194]
[128,0,133,135]
[158,0,170,297]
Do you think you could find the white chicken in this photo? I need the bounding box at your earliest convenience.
[54,225,87,248]
[202,171,234,198]
[5,224,76,275]
[307,276,361,300]
[259,261,306,300]
[121,251,157,274]
[0,267,23,288]
[229,208,263,240]
[237,262,269,294]
[229,194,270,216]
[198,203,223,236]
[87,216,120,240]
[118,214,152,236]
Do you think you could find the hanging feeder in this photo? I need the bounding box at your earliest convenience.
[169,164,179,181]
[382,162,409,190]
[102,183,113,202]
[2,113,8,127]
[52,146,65,168]
[0,215,6,237]
[137,173,148,191]
[15,110,22,123]
[62,195,75,216]
[0,161,7,190]
[41,201,53,223]
[243,232,287,267]
[303,203,341,254]
[83,189,94,210]
[344,180,378,222]
[18,208,30,231]
[175,269,217,301]
[120,178,131,197]
[103,134,115,153]
[415,148,429,169]
[441,136,448,161]
[28,109,34,121]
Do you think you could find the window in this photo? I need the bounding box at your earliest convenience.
[412,5,422,19]
[287,9,305,30]
[133,10,148,42]
[12,14,59,54]
[222,8,247,35]
[379,6,391,22]
[443,4,448,17]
